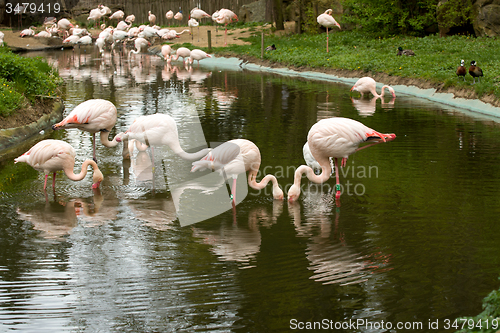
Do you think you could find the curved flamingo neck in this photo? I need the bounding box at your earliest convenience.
[100,131,120,148]
[295,163,331,186]
[63,159,97,181]
[248,170,283,199]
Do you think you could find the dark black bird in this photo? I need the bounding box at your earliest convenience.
[469,60,483,84]
[265,44,276,51]
[397,46,415,56]
[456,59,466,81]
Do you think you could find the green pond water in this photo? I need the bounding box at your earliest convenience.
[0,49,499,332]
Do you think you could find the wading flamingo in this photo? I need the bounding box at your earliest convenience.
[189,49,211,67]
[115,113,211,164]
[172,47,191,65]
[287,117,396,202]
[350,77,396,98]
[316,9,341,53]
[52,99,120,162]
[128,37,150,58]
[161,44,172,61]
[14,139,104,190]
[191,139,284,203]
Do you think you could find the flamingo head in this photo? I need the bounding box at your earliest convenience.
[287,184,301,202]
[92,168,104,189]
[114,132,126,143]
[273,186,284,200]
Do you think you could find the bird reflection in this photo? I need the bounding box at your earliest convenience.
[288,188,392,285]
[127,194,178,231]
[192,201,284,267]
[351,96,396,116]
[16,189,117,239]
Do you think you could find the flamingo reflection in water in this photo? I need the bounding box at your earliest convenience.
[192,201,284,267]
[16,188,118,239]
[351,96,396,117]
[289,190,392,285]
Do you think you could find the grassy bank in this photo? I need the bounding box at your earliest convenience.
[0,46,62,119]
[208,28,500,103]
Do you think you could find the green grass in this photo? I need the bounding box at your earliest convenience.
[0,47,62,117]
[207,29,500,101]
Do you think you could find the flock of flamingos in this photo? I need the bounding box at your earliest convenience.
[13,6,398,205]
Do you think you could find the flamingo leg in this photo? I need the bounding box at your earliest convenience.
[326,27,329,53]
[92,133,97,162]
[334,157,341,200]
[52,172,56,188]
[44,174,49,190]
[231,177,237,204]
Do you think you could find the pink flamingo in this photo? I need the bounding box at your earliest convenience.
[189,49,211,67]
[148,11,156,26]
[161,44,172,61]
[52,99,120,162]
[87,8,103,28]
[174,11,183,25]
[165,10,174,25]
[351,77,396,98]
[125,14,135,24]
[128,37,150,58]
[215,9,238,46]
[115,113,211,163]
[171,47,191,65]
[20,26,36,37]
[14,140,104,190]
[109,10,124,21]
[316,9,341,53]
[191,139,284,203]
[57,18,74,38]
[287,117,396,202]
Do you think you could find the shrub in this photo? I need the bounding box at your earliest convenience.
[0,48,61,117]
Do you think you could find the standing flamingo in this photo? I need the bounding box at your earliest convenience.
[148,11,156,26]
[191,139,284,203]
[189,49,211,67]
[14,140,104,190]
[52,99,120,162]
[115,113,211,164]
[350,77,396,98]
[109,10,124,21]
[174,11,183,25]
[215,9,238,46]
[287,117,396,201]
[316,9,341,53]
[166,10,174,25]
[188,18,199,41]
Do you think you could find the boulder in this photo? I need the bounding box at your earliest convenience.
[473,0,500,36]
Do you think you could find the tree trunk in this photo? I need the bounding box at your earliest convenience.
[273,0,284,30]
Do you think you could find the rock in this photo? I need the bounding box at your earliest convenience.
[473,0,500,36]
[240,0,267,23]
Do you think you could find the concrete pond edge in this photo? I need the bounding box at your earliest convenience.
[201,56,500,121]
[0,100,64,159]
